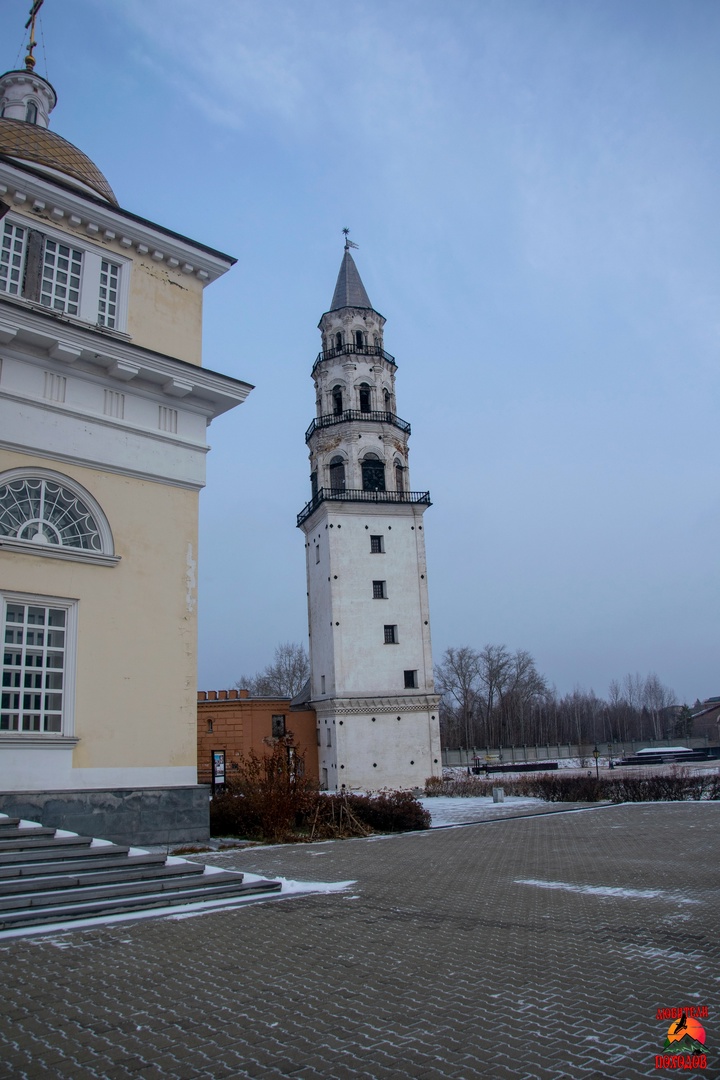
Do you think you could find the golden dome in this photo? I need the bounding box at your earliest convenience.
[0,117,117,205]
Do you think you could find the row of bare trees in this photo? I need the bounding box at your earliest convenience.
[235,641,686,748]
[435,645,684,749]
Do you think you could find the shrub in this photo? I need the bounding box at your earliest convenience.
[211,741,431,843]
[347,791,431,832]
[210,736,318,843]
[425,768,720,804]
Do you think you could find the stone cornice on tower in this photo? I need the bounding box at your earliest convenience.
[313,695,441,719]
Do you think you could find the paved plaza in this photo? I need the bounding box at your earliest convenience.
[0,802,718,1080]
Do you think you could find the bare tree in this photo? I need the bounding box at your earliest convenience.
[434,646,482,748]
[236,642,310,698]
[642,672,677,739]
[496,649,549,746]
[478,644,512,743]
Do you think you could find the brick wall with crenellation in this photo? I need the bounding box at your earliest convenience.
[197,692,318,784]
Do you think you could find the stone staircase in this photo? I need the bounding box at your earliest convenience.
[0,814,280,931]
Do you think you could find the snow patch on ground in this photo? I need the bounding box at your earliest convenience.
[420,796,546,826]
[515,878,700,904]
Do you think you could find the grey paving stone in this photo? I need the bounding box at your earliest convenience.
[0,803,718,1079]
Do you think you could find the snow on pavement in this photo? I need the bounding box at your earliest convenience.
[420,796,547,827]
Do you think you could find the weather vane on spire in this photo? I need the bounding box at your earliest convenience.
[342,227,359,252]
[24,0,44,71]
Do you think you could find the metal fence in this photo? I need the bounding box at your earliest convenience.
[442,735,714,768]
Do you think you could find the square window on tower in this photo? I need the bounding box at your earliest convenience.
[404,670,418,689]
[384,625,398,644]
[370,535,384,553]
[372,580,387,599]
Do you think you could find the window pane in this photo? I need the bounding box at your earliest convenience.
[1,597,70,733]
[98,261,120,328]
[40,239,83,315]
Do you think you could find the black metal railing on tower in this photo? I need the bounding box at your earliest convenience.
[305,410,411,442]
[297,487,431,527]
[312,342,396,375]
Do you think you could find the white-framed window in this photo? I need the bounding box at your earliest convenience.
[1,592,77,735]
[0,468,117,566]
[0,218,129,331]
[0,220,26,296]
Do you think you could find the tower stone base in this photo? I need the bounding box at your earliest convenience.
[316,695,441,791]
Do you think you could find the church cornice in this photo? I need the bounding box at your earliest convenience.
[0,157,235,283]
[0,296,253,419]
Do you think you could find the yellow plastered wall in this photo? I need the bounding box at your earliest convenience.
[126,259,203,365]
[0,450,199,770]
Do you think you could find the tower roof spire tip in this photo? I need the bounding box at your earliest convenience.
[330,231,370,311]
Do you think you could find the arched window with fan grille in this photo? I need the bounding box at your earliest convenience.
[0,469,117,565]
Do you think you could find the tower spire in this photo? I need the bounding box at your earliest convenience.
[329,244,372,312]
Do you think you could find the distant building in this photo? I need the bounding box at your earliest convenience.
[0,53,251,841]
[197,691,319,785]
[690,698,720,742]
[297,245,442,790]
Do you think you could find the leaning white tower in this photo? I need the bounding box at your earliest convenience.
[297,243,441,791]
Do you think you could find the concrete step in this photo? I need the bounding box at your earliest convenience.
[0,827,58,842]
[0,843,128,867]
[0,818,25,830]
[0,878,282,930]
[0,815,282,932]
[0,869,250,911]
[0,861,207,895]
[0,833,81,851]
[0,852,166,880]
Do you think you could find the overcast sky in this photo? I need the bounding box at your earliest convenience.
[3,0,718,704]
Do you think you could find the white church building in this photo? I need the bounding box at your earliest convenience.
[298,245,441,790]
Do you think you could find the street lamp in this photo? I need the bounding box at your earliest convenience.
[592,745,600,780]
